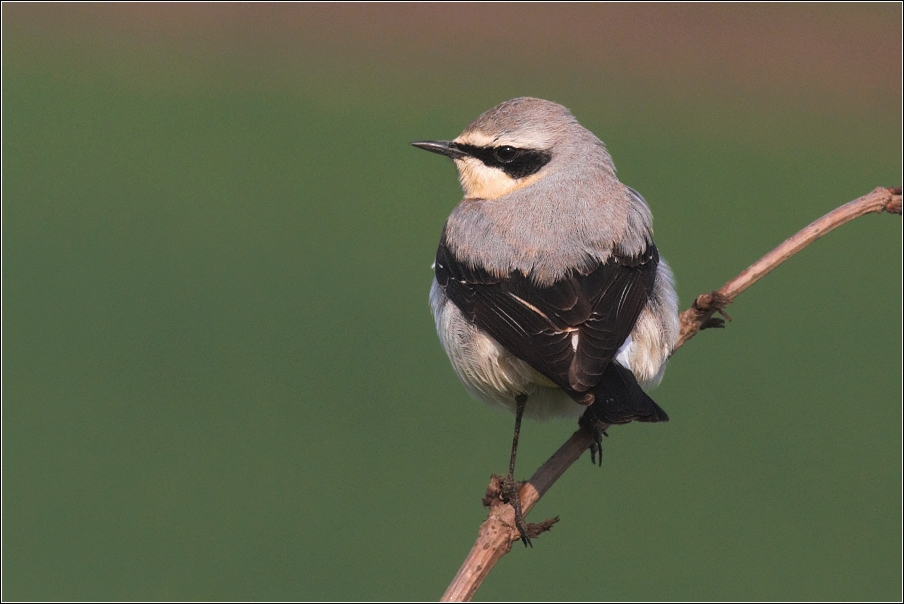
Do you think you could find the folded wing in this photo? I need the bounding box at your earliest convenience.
[435,227,661,423]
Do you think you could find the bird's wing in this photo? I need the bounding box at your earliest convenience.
[435,230,659,406]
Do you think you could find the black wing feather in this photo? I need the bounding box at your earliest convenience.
[435,227,661,422]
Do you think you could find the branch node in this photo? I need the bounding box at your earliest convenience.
[694,291,732,314]
[884,187,902,215]
[690,291,733,331]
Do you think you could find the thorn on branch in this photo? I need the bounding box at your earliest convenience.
[524,516,559,539]
[482,474,505,508]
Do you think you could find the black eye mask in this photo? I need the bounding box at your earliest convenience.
[453,143,552,179]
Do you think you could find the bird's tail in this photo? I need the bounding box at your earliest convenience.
[586,362,669,425]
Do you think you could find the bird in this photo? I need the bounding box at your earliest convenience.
[412,97,679,546]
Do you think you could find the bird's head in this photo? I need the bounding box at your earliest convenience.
[412,97,613,200]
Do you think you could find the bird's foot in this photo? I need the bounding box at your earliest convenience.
[499,474,532,547]
[483,475,559,546]
[579,409,609,467]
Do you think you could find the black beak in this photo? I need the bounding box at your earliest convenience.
[410,140,469,159]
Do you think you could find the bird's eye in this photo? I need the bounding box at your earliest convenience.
[493,145,519,163]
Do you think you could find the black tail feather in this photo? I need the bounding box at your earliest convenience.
[587,362,668,425]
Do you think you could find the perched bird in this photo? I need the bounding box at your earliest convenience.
[412,97,679,546]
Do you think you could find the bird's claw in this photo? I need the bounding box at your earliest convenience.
[579,410,608,467]
[500,475,532,547]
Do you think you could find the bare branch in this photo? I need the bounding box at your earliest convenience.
[675,186,902,351]
[442,186,902,602]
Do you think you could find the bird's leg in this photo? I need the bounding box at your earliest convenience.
[500,393,531,547]
[579,408,609,467]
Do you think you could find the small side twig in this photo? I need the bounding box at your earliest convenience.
[441,186,901,602]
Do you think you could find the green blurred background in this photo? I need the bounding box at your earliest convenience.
[3,4,901,601]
